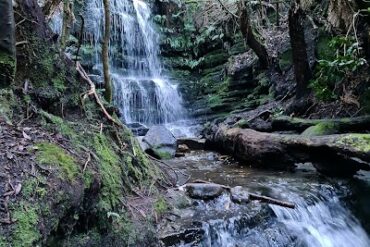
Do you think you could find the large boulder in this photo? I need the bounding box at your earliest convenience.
[143,126,177,159]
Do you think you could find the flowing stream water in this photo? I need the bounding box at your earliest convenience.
[163,152,370,247]
[83,0,186,126]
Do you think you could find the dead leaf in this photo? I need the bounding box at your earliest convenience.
[6,152,14,160]
[22,131,32,140]
[14,184,22,195]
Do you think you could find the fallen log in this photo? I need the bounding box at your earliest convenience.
[272,115,370,134]
[207,124,370,176]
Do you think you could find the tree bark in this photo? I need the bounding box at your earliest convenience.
[207,124,370,176]
[238,0,270,69]
[288,0,312,99]
[60,0,73,52]
[103,0,112,103]
[272,115,370,133]
[0,0,16,87]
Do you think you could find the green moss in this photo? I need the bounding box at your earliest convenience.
[0,89,16,124]
[201,52,229,68]
[40,111,78,141]
[93,134,123,210]
[0,236,7,247]
[152,148,172,160]
[154,197,169,216]
[22,178,38,197]
[35,142,79,181]
[83,170,94,189]
[229,38,247,55]
[236,119,250,128]
[338,134,370,153]
[301,122,338,137]
[0,51,16,86]
[12,202,41,247]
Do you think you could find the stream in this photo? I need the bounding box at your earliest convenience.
[160,151,370,247]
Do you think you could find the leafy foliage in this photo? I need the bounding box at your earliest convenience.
[310,36,367,101]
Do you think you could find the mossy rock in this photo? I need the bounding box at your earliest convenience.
[11,202,41,247]
[338,134,370,153]
[152,148,173,160]
[235,119,250,129]
[301,122,339,137]
[35,142,79,181]
[201,52,229,69]
[229,40,247,56]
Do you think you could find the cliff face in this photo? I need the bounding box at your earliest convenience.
[155,0,370,122]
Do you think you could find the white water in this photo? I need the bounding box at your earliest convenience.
[83,0,186,125]
[165,152,370,247]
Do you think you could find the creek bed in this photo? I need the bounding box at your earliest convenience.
[160,151,370,247]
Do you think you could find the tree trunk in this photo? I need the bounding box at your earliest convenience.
[103,0,112,103]
[288,0,312,99]
[60,0,73,52]
[0,0,16,87]
[207,124,370,176]
[238,1,270,69]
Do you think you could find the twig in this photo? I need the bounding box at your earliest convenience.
[249,193,295,209]
[83,152,91,173]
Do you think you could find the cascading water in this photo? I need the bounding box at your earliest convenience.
[163,152,370,247]
[84,0,186,125]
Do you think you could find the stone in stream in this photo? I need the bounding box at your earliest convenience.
[143,126,177,159]
[127,122,149,136]
[178,144,190,153]
[230,186,250,204]
[185,183,225,200]
[178,138,206,150]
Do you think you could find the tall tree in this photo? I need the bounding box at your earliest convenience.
[0,0,16,87]
[103,0,112,103]
[238,0,270,69]
[60,0,73,52]
[288,0,312,99]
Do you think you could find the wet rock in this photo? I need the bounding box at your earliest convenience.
[230,186,250,204]
[127,122,149,136]
[167,189,192,209]
[175,152,186,157]
[160,224,204,246]
[178,144,190,153]
[143,126,177,159]
[185,183,225,200]
[177,138,206,150]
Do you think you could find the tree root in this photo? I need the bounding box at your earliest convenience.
[76,62,123,127]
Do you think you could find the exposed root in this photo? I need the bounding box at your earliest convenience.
[76,62,123,127]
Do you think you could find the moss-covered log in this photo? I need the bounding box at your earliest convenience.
[272,115,370,134]
[207,124,370,176]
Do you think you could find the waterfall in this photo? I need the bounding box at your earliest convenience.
[83,0,186,125]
